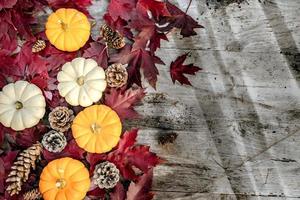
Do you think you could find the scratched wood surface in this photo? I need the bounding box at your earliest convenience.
[89,0,300,199]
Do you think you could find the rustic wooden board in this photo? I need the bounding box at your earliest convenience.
[89,0,300,199]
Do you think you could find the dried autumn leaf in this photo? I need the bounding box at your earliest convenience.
[14,43,48,77]
[42,44,76,77]
[87,187,106,199]
[47,0,92,16]
[136,0,170,20]
[14,123,47,148]
[116,129,138,153]
[104,87,145,120]
[163,2,204,37]
[109,129,161,180]
[107,0,136,21]
[0,151,18,194]
[0,0,17,9]
[110,183,126,200]
[43,139,85,162]
[126,169,154,200]
[170,53,201,86]
[83,41,108,69]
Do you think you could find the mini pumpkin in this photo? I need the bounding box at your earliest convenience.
[39,157,90,200]
[57,57,106,107]
[0,81,46,131]
[72,105,122,153]
[45,8,91,52]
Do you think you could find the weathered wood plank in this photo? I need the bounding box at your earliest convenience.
[89,0,300,199]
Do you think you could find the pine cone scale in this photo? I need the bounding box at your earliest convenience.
[42,130,67,153]
[5,143,42,196]
[105,63,128,88]
[93,161,120,189]
[49,106,74,132]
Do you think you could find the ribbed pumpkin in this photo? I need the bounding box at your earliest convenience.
[0,81,46,131]
[72,105,122,153]
[57,57,106,107]
[45,8,91,52]
[39,157,90,200]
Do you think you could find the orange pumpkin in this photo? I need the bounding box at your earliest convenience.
[72,105,122,153]
[45,8,91,52]
[39,157,90,200]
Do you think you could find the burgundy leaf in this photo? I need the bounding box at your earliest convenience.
[83,42,108,69]
[0,0,17,9]
[87,187,106,199]
[110,183,126,200]
[104,87,145,120]
[164,2,204,37]
[43,139,85,162]
[126,169,154,200]
[170,53,201,85]
[116,129,138,153]
[14,123,47,147]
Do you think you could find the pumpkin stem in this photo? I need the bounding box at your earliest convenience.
[77,76,85,86]
[56,179,66,189]
[58,20,68,31]
[15,101,23,110]
[91,123,101,134]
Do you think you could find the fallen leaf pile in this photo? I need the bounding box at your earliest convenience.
[0,0,202,199]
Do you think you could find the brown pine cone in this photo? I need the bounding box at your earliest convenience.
[6,143,42,196]
[23,188,42,200]
[100,24,125,49]
[42,130,67,153]
[105,63,128,88]
[48,106,74,132]
[92,161,120,189]
[32,40,46,53]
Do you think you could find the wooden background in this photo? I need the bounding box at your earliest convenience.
[90,0,300,199]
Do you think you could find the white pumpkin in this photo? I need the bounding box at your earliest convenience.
[57,57,107,107]
[0,81,46,131]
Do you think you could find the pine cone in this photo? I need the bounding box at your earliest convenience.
[49,106,74,132]
[23,188,42,200]
[6,143,42,196]
[93,161,120,189]
[105,63,128,88]
[32,40,46,53]
[42,130,67,153]
[100,24,125,49]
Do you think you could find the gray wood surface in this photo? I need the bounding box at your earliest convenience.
[90,0,300,199]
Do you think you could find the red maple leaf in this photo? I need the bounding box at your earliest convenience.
[107,0,136,21]
[0,0,17,9]
[87,187,106,199]
[116,128,138,153]
[47,0,92,16]
[136,0,170,20]
[110,130,161,180]
[126,169,154,200]
[110,183,126,200]
[14,123,47,148]
[170,53,201,85]
[14,43,48,77]
[0,12,18,53]
[161,2,203,37]
[42,44,76,78]
[104,87,145,120]
[43,139,85,162]
[130,49,164,88]
[0,151,18,194]
[83,41,108,69]
[87,129,161,181]
[103,14,134,40]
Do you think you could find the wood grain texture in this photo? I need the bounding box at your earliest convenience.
[89,0,300,199]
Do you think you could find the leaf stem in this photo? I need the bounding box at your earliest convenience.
[185,0,193,13]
